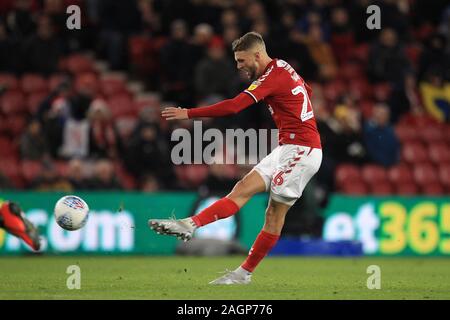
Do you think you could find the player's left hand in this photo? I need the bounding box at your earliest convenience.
[161,107,189,120]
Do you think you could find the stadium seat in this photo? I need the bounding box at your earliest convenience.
[0,73,19,90]
[6,115,27,136]
[361,164,388,184]
[21,160,42,184]
[387,164,414,185]
[360,100,374,120]
[395,125,418,143]
[395,182,418,195]
[1,90,27,115]
[349,78,372,100]
[107,94,137,118]
[21,74,48,93]
[421,126,444,143]
[335,164,361,188]
[339,180,368,195]
[323,80,346,102]
[422,183,445,195]
[413,163,439,186]
[64,54,95,74]
[54,161,69,177]
[48,74,68,91]
[27,92,48,114]
[438,164,450,191]
[0,158,21,184]
[0,136,18,159]
[402,142,429,164]
[100,76,129,97]
[429,143,450,164]
[350,43,369,63]
[369,181,394,195]
[175,165,209,188]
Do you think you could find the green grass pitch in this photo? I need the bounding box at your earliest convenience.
[0,256,449,299]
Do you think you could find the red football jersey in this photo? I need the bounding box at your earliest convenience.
[244,59,322,149]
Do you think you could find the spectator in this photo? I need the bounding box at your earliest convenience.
[20,119,49,160]
[67,158,89,190]
[160,19,197,105]
[88,159,123,190]
[332,104,368,165]
[22,14,63,75]
[0,20,21,74]
[194,37,239,100]
[363,103,401,167]
[303,23,337,80]
[367,28,411,85]
[87,99,119,159]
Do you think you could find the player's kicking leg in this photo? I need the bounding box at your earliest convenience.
[209,198,290,284]
[148,169,266,241]
[0,201,41,251]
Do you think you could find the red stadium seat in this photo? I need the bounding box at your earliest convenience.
[340,180,368,195]
[0,73,19,90]
[438,164,450,190]
[6,115,27,136]
[54,161,69,177]
[369,181,394,195]
[100,77,129,97]
[413,163,439,186]
[48,74,68,91]
[361,164,388,184]
[75,72,99,95]
[422,183,445,196]
[395,125,418,143]
[402,142,429,164]
[395,182,418,195]
[323,80,346,102]
[21,74,48,93]
[0,136,19,159]
[0,158,21,183]
[27,92,48,114]
[429,143,450,164]
[1,90,27,115]
[421,126,444,143]
[21,160,42,184]
[360,100,374,120]
[175,165,209,188]
[64,54,95,74]
[388,164,414,184]
[107,94,137,118]
[335,164,361,188]
[349,78,372,100]
[350,44,369,63]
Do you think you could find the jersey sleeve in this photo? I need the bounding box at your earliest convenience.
[243,65,280,103]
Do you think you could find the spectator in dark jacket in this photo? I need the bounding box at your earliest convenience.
[363,103,400,167]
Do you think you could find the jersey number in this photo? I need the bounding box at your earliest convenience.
[292,85,314,122]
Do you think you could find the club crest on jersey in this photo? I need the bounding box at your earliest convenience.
[247,80,261,91]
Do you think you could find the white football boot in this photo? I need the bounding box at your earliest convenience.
[209,267,252,285]
[148,217,196,242]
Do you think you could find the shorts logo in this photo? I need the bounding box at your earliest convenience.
[273,171,284,186]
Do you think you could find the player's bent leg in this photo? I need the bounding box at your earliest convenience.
[148,170,266,241]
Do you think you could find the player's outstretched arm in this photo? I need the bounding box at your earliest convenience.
[161,92,254,121]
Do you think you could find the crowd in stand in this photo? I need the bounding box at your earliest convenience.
[0,0,449,204]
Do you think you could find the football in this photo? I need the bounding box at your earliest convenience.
[54,195,89,231]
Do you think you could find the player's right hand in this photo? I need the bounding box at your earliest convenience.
[161,107,189,120]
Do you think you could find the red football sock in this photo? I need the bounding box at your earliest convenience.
[191,197,240,227]
[241,230,280,272]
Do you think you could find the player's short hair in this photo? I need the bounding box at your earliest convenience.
[232,32,266,52]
